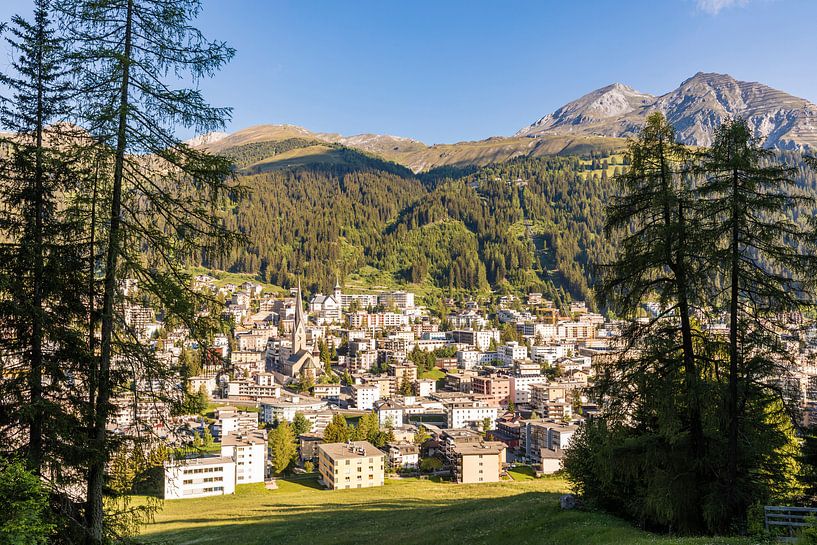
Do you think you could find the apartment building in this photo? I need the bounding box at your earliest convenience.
[317,441,385,490]
[164,456,236,500]
[352,384,380,410]
[471,375,510,406]
[378,290,415,310]
[509,374,549,405]
[224,379,281,400]
[313,383,342,403]
[450,329,500,351]
[440,429,506,484]
[214,407,259,438]
[445,400,498,430]
[452,441,506,484]
[497,342,528,366]
[221,430,267,484]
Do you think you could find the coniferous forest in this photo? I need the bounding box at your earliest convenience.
[206,135,817,312]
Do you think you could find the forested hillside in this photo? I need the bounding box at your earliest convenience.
[204,137,817,309]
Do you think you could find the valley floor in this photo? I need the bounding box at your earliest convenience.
[139,475,758,545]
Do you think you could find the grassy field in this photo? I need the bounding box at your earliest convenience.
[419,368,446,381]
[140,475,757,545]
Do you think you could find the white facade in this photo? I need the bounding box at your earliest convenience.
[260,395,327,424]
[221,431,267,484]
[557,321,595,342]
[216,410,259,437]
[415,378,436,397]
[530,344,570,366]
[377,405,404,427]
[445,401,498,430]
[353,384,380,410]
[509,374,549,404]
[378,291,415,310]
[164,456,236,500]
[225,380,281,400]
[498,342,528,366]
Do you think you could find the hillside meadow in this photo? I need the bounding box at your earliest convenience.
[139,475,760,545]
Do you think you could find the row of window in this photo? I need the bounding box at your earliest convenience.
[182,485,224,495]
[182,476,224,485]
[182,466,223,475]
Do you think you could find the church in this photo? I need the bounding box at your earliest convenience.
[280,280,320,382]
[308,279,343,325]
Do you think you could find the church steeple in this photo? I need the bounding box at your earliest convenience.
[333,276,341,301]
[292,278,307,353]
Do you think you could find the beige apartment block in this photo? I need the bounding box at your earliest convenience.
[318,441,385,490]
[452,441,506,484]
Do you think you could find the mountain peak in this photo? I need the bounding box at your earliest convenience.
[516,82,655,137]
[517,73,817,150]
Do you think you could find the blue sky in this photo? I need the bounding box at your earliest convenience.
[0,0,815,143]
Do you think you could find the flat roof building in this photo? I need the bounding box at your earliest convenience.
[317,441,385,490]
[164,455,236,500]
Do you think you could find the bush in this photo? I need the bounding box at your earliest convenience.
[419,457,443,473]
[0,460,54,545]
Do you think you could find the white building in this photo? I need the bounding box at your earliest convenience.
[445,400,498,430]
[260,394,327,424]
[557,321,595,342]
[509,375,549,405]
[497,342,528,366]
[378,290,415,310]
[376,401,404,427]
[450,329,499,351]
[530,344,571,366]
[387,442,420,470]
[352,384,380,410]
[164,456,236,500]
[415,378,436,397]
[224,379,281,400]
[221,431,267,485]
[214,408,259,438]
[456,349,497,370]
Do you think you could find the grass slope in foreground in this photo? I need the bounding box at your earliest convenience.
[140,476,754,545]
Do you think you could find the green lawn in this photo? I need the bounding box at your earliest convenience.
[419,368,446,381]
[139,475,756,545]
[507,465,538,481]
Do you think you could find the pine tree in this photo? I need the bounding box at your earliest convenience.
[594,112,708,531]
[0,1,90,525]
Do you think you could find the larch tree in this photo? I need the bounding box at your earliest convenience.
[695,118,817,530]
[52,0,239,542]
[591,112,710,532]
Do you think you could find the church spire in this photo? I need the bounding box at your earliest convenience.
[333,275,342,301]
[292,278,307,353]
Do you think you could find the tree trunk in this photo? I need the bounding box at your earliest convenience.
[86,1,133,542]
[676,201,705,530]
[727,160,741,527]
[29,12,46,475]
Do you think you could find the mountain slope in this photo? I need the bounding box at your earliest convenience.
[196,124,626,173]
[517,72,817,151]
